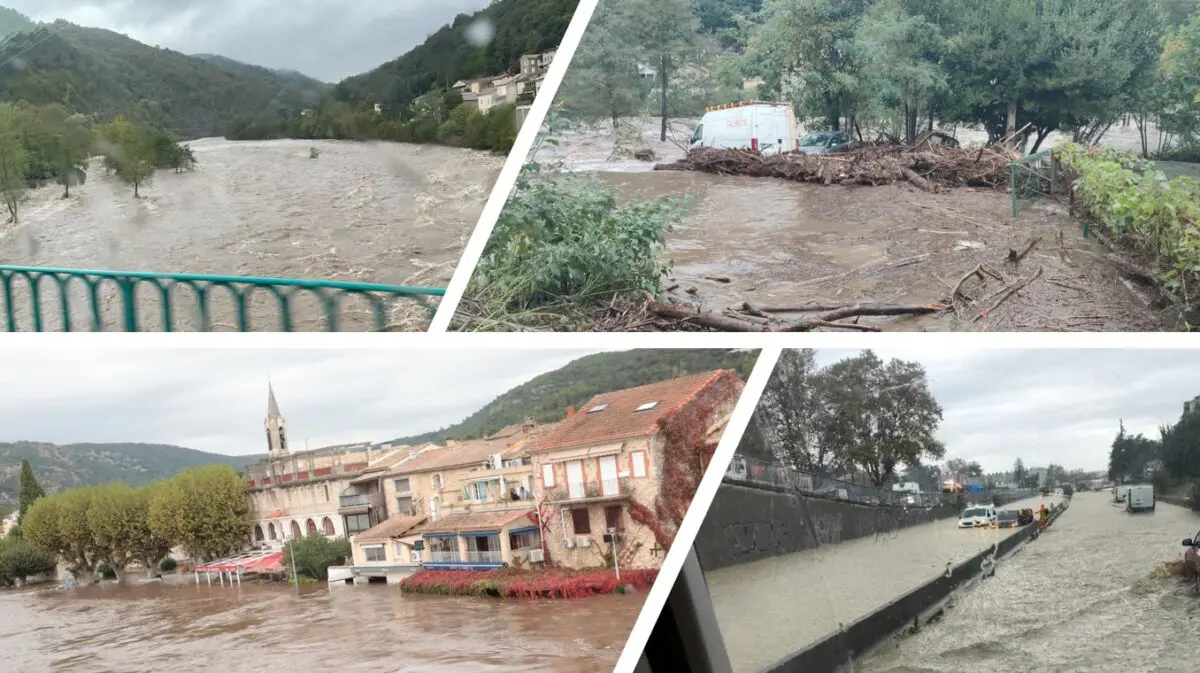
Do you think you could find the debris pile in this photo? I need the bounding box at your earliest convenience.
[654,143,1020,191]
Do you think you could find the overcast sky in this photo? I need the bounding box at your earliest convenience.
[0,348,607,455]
[11,0,493,81]
[813,349,1199,474]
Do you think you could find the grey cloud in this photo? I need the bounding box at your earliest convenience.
[0,348,604,455]
[811,349,1199,473]
[10,0,494,81]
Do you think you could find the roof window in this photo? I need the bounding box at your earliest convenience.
[587,404,609,413]
[635,401,659,412]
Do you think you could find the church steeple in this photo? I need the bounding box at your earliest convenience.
[265,384,288,456]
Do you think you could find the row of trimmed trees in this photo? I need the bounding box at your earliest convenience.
[17,463,250,583]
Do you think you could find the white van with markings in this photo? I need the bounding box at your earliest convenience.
[1126,484,1155,513]
[690,100,797,155]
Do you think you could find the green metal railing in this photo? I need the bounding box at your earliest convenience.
[0,265,444,332]
[1009,149,1060,217]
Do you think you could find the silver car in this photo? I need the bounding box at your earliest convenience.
[798,131,853,155]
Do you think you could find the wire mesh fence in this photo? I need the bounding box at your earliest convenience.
[1009,149,1063,217]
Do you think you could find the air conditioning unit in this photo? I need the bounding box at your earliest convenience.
[562,537,575,549]
[528,549,545,563]
[575,536,591,548]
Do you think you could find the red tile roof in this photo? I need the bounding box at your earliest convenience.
[532,370,739,454]
[355,515,426,542]
[421,509,533,535]
[387,424,556,476]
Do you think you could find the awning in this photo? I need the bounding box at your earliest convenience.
[195,551,283,573]
[510,526,539,535]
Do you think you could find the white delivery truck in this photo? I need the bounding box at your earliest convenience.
[690,100,797,155]
[1126,484,1155,513]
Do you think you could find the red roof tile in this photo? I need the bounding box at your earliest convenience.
[355,515,426,542]
[421,509,533,535]
[532,370,739,454]
[387,424,557,476]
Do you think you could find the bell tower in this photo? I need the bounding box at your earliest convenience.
[265,383,288,456]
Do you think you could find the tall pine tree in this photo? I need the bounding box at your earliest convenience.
[18,458,45,522]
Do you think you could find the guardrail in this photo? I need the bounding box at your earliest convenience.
[0,265,444,332]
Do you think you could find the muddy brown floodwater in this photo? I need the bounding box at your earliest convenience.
[0,582,644,673]
[1,138,502,331]
[543,120,1181,331]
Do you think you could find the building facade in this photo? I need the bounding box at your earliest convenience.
[530,371,743,571]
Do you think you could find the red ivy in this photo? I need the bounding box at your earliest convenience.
[535,499,557,565]
[641,371,743,552]
[399,567,658,599]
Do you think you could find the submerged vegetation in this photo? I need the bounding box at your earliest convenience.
[399,566,657,598]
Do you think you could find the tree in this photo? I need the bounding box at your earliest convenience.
[558,0,648,133]
[0,104,30,223]
[49,113,92,198]
[88,483,162,582]
[0,536,57,586]
[22,487,102,579]
[148,465,251,562]
[97,116,156,197]
[282,534,351,582]
[621,0,702,141]
[18,458,45,523]
[856,0,948,143]
[753,349,848,481]
[819,350,945,487]
[1013,458,1027,487]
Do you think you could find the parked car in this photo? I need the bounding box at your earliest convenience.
[996,509,1021,528]
[1017,508,1035,525]
[957,505,997,529]
[798,131,853,155]
[1182,531,1200,587]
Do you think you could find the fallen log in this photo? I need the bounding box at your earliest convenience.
[649,299,949,332]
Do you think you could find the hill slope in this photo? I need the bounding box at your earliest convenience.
[0,442,262,505]
[192,53,328,89]
[384,348,759,445]
[0,5,35,40]
[0,21,324,138]
[334,0,577,109]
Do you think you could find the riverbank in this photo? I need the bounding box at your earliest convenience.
[399,566,657,599]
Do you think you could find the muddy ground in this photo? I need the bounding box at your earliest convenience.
[596,172,1175,331]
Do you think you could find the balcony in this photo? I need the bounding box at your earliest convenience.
[428,550,460,563]
[465,550,503,564]
[546,477,633,504]
[425,549,504,569]
[339,494,371,508]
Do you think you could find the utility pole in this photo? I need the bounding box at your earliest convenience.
[610,528,621,583]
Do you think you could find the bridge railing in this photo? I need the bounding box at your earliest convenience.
[0,265,444,332]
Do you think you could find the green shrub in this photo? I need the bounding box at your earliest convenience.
[0,536,57,585]
[467,167,686,327]
[96,562,116,579]
[159,557,177,572]
[282,534,351,582]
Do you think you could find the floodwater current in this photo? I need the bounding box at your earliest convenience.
[0,581,644,673]
[1,138,502,331]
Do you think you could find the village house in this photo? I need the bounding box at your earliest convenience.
[378,420,553,570]
[529,371,743,571]
[243,385,400,546]
[449,47,556,126]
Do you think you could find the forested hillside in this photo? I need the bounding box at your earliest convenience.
[333,0,576,110]
[0,20,325,138]
[384,349,758,445]
[0,5,35,39]
[0,442,259,505]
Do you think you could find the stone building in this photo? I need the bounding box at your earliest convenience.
[530,371,743,571]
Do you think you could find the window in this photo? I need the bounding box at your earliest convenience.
[604,506,624,532]
[322,517,335,536]
[396,495,413,515]
[394,477,411,494]
[509,529,539,550]
[571,508,591,535]
[541,463,555,487]
[427,536,456,553]
[431,473,444,489]
[268,523,277,540]
[323,484,330,502]
[290,521,302,538]
[254,524,264,542]
[344,513,371,535]
[363,545,386,562]
[305,519,318,536]
[588,404,608,413]
[631,451,648,478]
[635,401,659,412]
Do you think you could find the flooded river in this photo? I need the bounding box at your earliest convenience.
[2,138,502,331]
[1,581,643,673]
[861,492,1200,673]
[704,494,1061,673]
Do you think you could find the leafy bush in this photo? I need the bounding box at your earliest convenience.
[159,557,177,572]
[466,168,685,326]
[96,562,116,579]
[282,534,351,582]
[399,567,658,598]
[0,536,57,585]
[1056,143,1200,309]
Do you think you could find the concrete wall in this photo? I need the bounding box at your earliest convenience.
[695,483,960,573]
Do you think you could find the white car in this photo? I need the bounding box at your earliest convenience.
[957,505,997,529]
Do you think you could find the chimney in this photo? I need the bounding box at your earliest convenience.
[522,417,536,431]
[566,406,575,418]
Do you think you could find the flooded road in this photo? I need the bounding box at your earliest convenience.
[862,492,1200,673]
[703,494,1061,673]
[2,138,502,330]
[539,120,1175,331]
[1,581,643,673]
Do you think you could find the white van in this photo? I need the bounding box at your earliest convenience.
[957,504,997,529]
[1114,485,1132,503]
[690,101,797,155]
[1126,484,1155,513]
